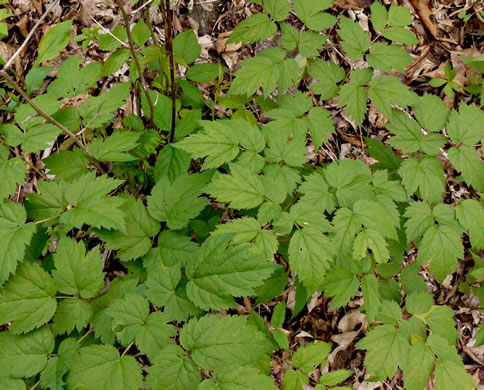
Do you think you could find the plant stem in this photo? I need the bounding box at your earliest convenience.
[115,0,156,130]
[0,70,106,174]
[121,341,135,357]
[162,0,177,143]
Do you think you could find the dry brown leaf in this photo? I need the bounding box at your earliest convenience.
[410,0,439,38]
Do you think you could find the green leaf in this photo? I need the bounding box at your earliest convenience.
[366,42,412,73]
[0,379,25,390]
[228,13,276,44]
[186,235,276,310]
[156,231,198,267]
[353,228,390,263]
[179,314,273,371]
[412,93,449,132]
[386,109,446,155]
[67,345,143,390]
[25,66,54,94]
[399,156,445,204]
[434,360,476,390]
[88,130,140,162]
[145,259,202,322]
[297,31,327,58]
[370,1,388,32]
[288,227,334,291]
[382,26,419,45]
[424,306,458,345]
[264,0,292,21]
[445,103,483,145]
[175,120,241,169]
[448,145,484,192]
[298,173,337,213]
[101,48,131,77]
[387,4,413,26]
[40,338,79,390]
[406,291,433,315]
[292,342,331,375]
[319,370,353,386]
[187,63,223,83]
[309,59,345,99]
[96,195,160,260]
[417,225,463,283]
[323,267,359,310]
[0,262,56,334]
[43,148,90,182]
[0,153,26,200]
[206,366,277,390]
[106,294,176,359]
[0,327,54,379]
[402,341,434,390]
[337,16,370,60]
[52,299,93,335]
[213,217,261,244]
[0,201,36,284]
[338,68,373,126]
[36,20,73,65]
[271,300,287,328]
[293,0,336,31]
[80,82,131,129]
[368,75,418,119]
[206,163,265,209]
[132,19,150,46]
[173,29,201,65]
[145,345,202,390]
[147,172,210,229]
[357,324,409,379]
[154,144,191,183]
[456,199,484,249]
[52,237,105,299]
[282,370,308,390]
[229,55,278,97]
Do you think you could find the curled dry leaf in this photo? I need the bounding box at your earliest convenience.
[410,0,439,38]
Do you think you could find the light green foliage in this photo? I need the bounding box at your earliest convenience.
[147,172,210,229]
[96,195,160,260]
[0,201,36,284]
[36,20,73,65]
[0,327,54,379]
[0,4,481,390]
[0,262,56,333]
[67,345,143,390]
[179,315,273,371]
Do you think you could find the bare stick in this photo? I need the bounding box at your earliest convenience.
[0,70,106,174]
[3,0,59,71]
[161,0,176,143]
[115,0,156,129]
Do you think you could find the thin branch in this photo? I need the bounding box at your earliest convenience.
[162,0,176,143]
[114,0,156,129]
[0,70,106,174]
[2,0,60,71]
[131,0,153,15]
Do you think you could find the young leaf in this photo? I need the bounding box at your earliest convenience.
[264,0,292,22]
[309,59,345,99]
[67,345,143,390]
[402,341,434,390]
[366,42,412,74]
[147,172,211,230]
[338,68,373,126]
[35,20,73,65]
[173,29,201,65]
[282,370,308,390]
[179,314,273,371]
[319,370,353,386]
[0,262,56,334]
